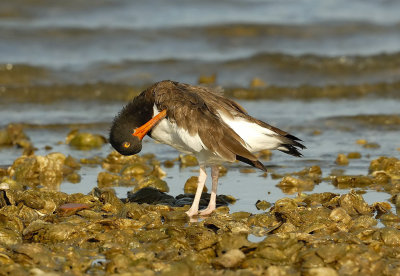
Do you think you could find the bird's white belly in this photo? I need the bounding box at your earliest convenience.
[151,118,207,155]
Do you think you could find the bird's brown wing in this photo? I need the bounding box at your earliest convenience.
[152,80,259,164]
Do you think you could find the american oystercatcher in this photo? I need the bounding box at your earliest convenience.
[110,80,305,217]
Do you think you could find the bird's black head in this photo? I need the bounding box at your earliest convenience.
[109,106,145,156]
[109,89,155,156]
[109,123,142,156]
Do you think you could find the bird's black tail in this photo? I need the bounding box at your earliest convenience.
[277,134,306,157]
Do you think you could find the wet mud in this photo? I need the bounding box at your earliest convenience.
[1,128,400,275]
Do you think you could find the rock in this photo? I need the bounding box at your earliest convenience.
[378,227,400,246]
[277,176,315,194]
[162,210,188,222]
[305,267,338,276]
[179,154,198,167]
[332,175,373,189]
[255,200,271,210]
[356,139,368,145]
[66,172,81,183]
[266,265,300,276]
[303,192,338,206]
[0,124,31,150]
[213,249,245,268]
[363,142,380,149]
[338,191,372,216]
[163,159,175,168]
[134,175,169,193]
[250,77,267,88]
[0,228,22,246]
[9,152,80,188]
[347,152,361,159]
[66,130,106,149]
[184,176,207,194]
[127,187,175,205]
[335,154,349,166]
[329,208,351,224]
[198,74,216,85]
[239,168,256,173]
[150,164,167,178]
[120,163,151,178]
[369,156,400,177]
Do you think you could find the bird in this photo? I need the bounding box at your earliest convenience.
[109,80,305,217]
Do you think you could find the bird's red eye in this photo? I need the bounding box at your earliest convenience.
[123,142,130,148]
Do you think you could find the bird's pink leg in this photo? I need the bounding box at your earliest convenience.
[199,165,219,216]
[186,165,207,217]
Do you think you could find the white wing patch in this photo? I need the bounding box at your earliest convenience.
[218,111,281,152]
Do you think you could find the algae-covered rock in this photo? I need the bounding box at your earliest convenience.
[18,190,59,215]
[215,233,254,256]
[363,142,380,149]
[65,172,81,185]
[163,159,175,168]
[186,225,218,251]
[272,198,301,227]
[239,168,256,174]
[255,200,271,210]
[66,130,106,149]
[369,156,400,177]
[179,154,198,167]
[121,163,152,178]
[377,227,400,246]
[162,210,188,222]
[332,175,373,189]
[11,243,55,268]
[150,164,167,178]
[198,74,216,85]
[97,171,132,188]
[329,207,352,224]
[277,176,314,194]
[303,192,338,206]
[266,266,300,276]
[213,249,245,268]
[293,166,322,180]
[102,150,145,173]
[9,152,80,189]
[347,152,361,159]
[250,77,267,88]
[335,154,349,166]
[184,176,207,194]
[11,152,65,181]
[315,244,347,264]
[0,228,22,246]
[350,215,377,230]
[0,124,32,150]
[338,191,372,216]
[306,267,339,276]
[134,175,169,193]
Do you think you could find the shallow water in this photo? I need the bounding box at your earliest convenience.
[1,98,398,215]
[1,0,400,87]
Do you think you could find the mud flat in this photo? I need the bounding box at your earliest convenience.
[1,129,400,275]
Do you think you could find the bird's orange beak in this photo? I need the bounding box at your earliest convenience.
[132,109,167,140]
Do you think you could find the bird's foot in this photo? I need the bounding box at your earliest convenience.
[185,208,199,217]
[198,206,216,216]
